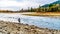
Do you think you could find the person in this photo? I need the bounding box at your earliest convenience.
[18,18,20,23]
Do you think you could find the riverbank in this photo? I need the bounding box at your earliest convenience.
[1,12,60,16]
[0,21,60,34]
[22,12,60,16]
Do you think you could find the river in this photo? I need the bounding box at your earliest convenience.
[0,13,60,30]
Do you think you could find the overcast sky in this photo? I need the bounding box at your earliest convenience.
[0,0,58,11]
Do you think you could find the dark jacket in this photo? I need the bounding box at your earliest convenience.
[18,18,20,22]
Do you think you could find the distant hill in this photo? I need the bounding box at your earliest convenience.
[42,1,60,7]
[36,0,60,12]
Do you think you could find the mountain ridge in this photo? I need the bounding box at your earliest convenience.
[42,1,60,7]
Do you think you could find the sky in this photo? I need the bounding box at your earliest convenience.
[0,0,58,11]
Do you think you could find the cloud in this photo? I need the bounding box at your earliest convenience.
[0,0,58,11]
[0,0,39,7]
[0,0,39,11]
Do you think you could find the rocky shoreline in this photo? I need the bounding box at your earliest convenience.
[0,21,60,34]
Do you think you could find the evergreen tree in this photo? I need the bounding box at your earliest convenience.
[31,7,33,12]
[28,7,30,12]
[38,5,41,12]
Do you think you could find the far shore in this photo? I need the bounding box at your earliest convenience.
[22,12,60,16]
[0,12,60,16]
[0,12,60,18]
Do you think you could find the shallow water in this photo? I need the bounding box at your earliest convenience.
[0,13,60,30]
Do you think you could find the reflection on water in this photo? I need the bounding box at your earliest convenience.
[0,13,60,30]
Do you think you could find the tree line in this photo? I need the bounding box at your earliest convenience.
[20,4,60,12]
[0,4,60,13]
